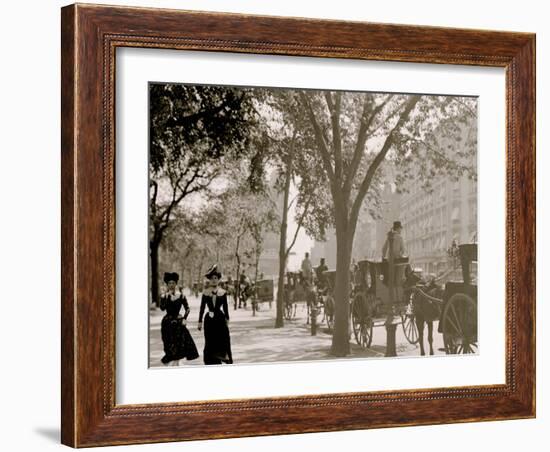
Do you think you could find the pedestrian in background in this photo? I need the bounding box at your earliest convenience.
[315,257,329,295]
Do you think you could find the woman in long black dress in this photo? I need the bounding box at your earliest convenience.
[198,265,233,365]
[160,272,199,366]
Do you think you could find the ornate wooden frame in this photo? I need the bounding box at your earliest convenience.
[61,3,535,447]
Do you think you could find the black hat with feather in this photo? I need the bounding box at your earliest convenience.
[163,272,179,284]
[204,264,222,280]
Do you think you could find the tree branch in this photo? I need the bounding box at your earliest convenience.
[367,98,410,138]
[349,95,421,229]
[408,137,472,176]
[452,97,477,118]
[164,93,245,129]
[298,91,336,186]
[285,196,313,257]
[343,95,393,197]
[157,166,213,228]
[287,193,299,211]
[149,180,158,218]
[324,91,343,182]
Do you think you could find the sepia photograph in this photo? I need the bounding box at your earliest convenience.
[148,82,478,368]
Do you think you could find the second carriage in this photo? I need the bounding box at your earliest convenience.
[283,272,315,321]
[283,270,335,329]
[252,278,274,312]
[239,277,274,313]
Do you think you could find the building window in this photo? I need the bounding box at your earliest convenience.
[451,206,460,223]
[469,200,477,225]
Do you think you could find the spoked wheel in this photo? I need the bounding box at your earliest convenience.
[324,294,335,331]
[441,293,478,354]
[401,304,419,344]
[352,292,374,348]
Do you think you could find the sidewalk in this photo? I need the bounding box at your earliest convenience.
[149,291,442,367]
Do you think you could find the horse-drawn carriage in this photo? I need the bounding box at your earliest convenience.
[283,269,336,329]
[437,243,478,354]
[283,271,316,320]
[253,279,274,308]
[408,243,477,355]
[236,276,274,313]
[350,258,418,348]
[351,241,478,355]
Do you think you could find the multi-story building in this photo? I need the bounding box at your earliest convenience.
[400,175,477,275]
[400,122,478,275]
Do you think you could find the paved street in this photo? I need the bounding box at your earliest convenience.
[149,289,446,367]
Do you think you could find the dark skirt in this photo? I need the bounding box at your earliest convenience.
[161,315,199,364]
[203,312,233,365]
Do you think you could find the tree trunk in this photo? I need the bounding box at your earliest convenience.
[254,247,260,286]
[150,237,160,307]
[187,263,193,289]
[235,265,240,309]
[197,256,204,296]
[331,224,353,356]
[253,246,261,315]
[180,265,187,291]
[275,153,293,328]
[275,246,287,327]
[234,233,242,309]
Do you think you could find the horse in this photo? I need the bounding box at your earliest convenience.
[297,275,317,325]
[410,278,444,356]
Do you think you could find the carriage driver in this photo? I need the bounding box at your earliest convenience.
[382,221,406,260]
[315,258,329,293]
[382,221,407,289]
[300,252,313,287]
